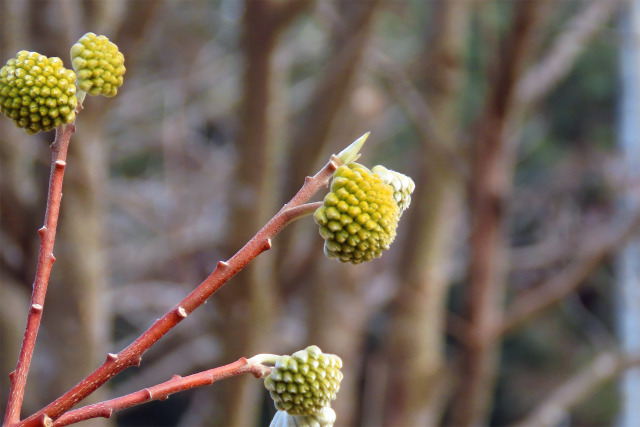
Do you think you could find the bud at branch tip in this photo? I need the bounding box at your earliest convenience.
[337,132,369,165]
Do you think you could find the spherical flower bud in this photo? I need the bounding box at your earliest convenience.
[70,32,125,97]
[314,163,403,264]
[264,346,343,417]
[371,165,415,213]
[0,51,77,134]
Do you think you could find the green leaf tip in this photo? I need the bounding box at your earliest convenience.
[337,132,370,165]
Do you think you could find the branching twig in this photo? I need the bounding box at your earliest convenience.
[51,357,272,427]
[516,0,621,108]
[16,159,338,426]
[512,350,640,427]
[371,49,469,180]
[498,211,640,338]
[4,123,77,426]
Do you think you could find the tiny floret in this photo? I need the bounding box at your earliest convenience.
[371,165,415,213]
[264,346,343,417]
[71,32,125,97]
[314,162,414,264]
[270,407,337,427]
[0,51,77,134]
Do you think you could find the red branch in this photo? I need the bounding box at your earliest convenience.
[51,358,272,426]
[16,158,339,427]
[4,124,77,426]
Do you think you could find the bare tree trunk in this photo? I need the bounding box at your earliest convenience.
[215,2,282,425]
[382,2,470,426]
[451,3,542,425]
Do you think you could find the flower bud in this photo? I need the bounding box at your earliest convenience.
[314,163,406,264]
[0,51,77,134]
[264,346,343,416]
[71,32,125,97]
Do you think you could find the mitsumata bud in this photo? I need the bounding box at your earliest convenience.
[371,165,415,213]
[71,32,125,97]
[314,162,414,264]
[264,346,343,417]
[0,51,78,134]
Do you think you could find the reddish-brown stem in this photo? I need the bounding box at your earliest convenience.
[17,159,338,427]
[4,124,76,426]
[51,358,272,427]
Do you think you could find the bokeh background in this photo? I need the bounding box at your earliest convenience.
[2,1,640,426]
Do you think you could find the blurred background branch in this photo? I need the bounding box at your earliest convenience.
[1,1,637,426]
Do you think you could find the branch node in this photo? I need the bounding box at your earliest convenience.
[38,226,47,236]
[171,374,182,380]
[264,238,272,250]
[50,253,57,263]
[42,414,53,427]
[106,353,118,362]
[176,306,188,318]
[217,260,230,269]
[328,156,341,170]
[30,304,43,313]
[144,388,153,400]
[55,160,67,167]
[135,356,142,367]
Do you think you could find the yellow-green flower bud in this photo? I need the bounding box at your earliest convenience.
[314,163,404,264]
[70,32,125,97]
[264,346,343,416]
[0,51,77,134]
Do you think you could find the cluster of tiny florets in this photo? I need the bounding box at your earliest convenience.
[0,51,77,134]
[371,165,415,213]
[71,32,125,97]
[314,163,402,264]
[264,346,343,416]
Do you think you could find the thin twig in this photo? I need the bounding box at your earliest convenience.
[512,350,640,427]
[51,358,271,427]
[497,211,640,338]
[271,0,315,32]
[371,49,469,180]
[4,123,76,426]
[17,159,338,426]
[516,0,621,108]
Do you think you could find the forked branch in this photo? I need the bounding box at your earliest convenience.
[16,158,339,427]
[51,358,272,427]
[4,123,77,426]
